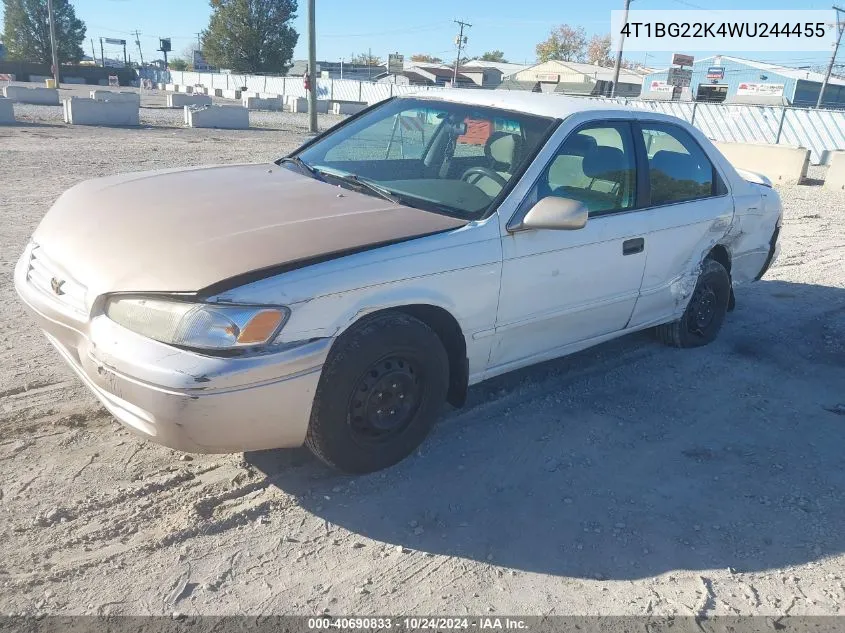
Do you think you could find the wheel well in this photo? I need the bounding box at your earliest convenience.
[391,305,469,408]
[707,244,731,274]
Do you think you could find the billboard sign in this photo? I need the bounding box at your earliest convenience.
[667,67,692,87]
[672,53,694,66]
[648,80,674,93]
[104,38,126,46]
[737,82,784,96]
[706,66,725,79]
[388,53,404,74]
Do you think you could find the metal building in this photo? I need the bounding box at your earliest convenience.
[641,55,845,107]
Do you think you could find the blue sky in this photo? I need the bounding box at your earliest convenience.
[1,0,839,69]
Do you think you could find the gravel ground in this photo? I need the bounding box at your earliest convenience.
[1,109,844,618]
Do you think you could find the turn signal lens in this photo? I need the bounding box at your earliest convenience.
[237,310,286,344]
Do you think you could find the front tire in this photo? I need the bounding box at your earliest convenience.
[306,312,449,474]
[654,258,731,348]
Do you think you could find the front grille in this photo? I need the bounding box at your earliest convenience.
[26,245,88,315]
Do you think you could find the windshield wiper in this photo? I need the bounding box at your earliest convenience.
[278,156,323,180]
[325,172,402,205]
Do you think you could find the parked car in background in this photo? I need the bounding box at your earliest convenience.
[15,90,782,473]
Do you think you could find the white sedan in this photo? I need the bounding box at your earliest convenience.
[15,90,782,473]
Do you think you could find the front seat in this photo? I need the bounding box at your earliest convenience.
[464,132,523,197]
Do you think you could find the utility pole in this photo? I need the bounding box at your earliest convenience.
[610,0,631,98]
[91,39,97,66]
[134,30,144,66]
[307,0,318,133]
[47,0,60,87]
[453,19,471,86]
[100,38,105,69]
[818,5,845,108]
[368,47,372,80]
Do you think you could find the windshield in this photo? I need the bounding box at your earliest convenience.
[288,98,557,220]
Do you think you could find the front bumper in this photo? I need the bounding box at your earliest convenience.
[14,246,330,453]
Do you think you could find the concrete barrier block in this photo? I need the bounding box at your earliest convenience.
[3,85,60,105]
[220,89,242,100]
[179,85,194,93]
[0,97,15,124]
[194,86,210,95]
[185,104,249,129]
[167,93,212,108]
[331,101,367,115]
[29,75,51,84]
[62,97,140,126]
[165,83,178,92]
[714,141,809,185]
[242,95,283,111]
[291,98,329,114]
[90,90,141,105]
[823,151,845,191]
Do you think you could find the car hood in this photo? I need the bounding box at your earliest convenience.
[32,163,467,297]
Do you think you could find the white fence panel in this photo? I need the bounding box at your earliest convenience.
[181,71,202,86]
[360,83,393,104]
[265,76,286,95]
[332,79,365,102]
[780,108,845,163]
[693,103,779,145]
[244,75,265,93]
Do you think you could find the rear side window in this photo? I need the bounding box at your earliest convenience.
[640,123,721,206]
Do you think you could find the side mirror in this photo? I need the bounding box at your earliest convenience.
[511,196,589,232]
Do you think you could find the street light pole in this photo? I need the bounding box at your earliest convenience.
[47,0,60,88]
[307,0,318,134]
[611,0,631,98]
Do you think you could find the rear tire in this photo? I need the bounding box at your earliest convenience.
[654,258,731,348]
[305,312,449,474]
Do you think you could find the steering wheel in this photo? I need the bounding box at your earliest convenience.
[461,166,509,189]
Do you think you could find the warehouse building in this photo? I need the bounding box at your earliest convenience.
[641,55,845,107]
[508,60,645,97]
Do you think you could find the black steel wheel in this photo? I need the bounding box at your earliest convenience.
[348,355,422,444]
[306,312,449,474]
[654,258,731,348]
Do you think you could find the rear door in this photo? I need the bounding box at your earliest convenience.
[626,120,735,329]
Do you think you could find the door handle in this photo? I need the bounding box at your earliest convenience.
[623,238,645,256]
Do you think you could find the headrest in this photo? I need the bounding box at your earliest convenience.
[563,133,598,157]
[583,146,628,180]
[650,150,700,181]
[486,132,522,171]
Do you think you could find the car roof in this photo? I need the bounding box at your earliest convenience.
[398,88,636,120]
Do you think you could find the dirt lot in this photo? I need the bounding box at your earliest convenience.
[1,108,844,618]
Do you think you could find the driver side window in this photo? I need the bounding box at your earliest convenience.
[537,123,637,216]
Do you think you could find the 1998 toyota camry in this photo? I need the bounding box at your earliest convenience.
[15,91,782,473]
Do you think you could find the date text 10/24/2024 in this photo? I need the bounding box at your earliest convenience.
[307,618,530,630]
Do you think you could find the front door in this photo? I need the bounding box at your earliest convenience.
[489,121,648,372]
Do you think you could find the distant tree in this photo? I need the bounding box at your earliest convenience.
[535,24,587,63]
[478,50,508,63]
[202,0,298,74]
[168,58,189,71]
[411,53,442,63]
[2,0,86,64]
[586,34,613,67]
[350,52,383,66]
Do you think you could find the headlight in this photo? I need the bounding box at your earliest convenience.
[104,296,289,351]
